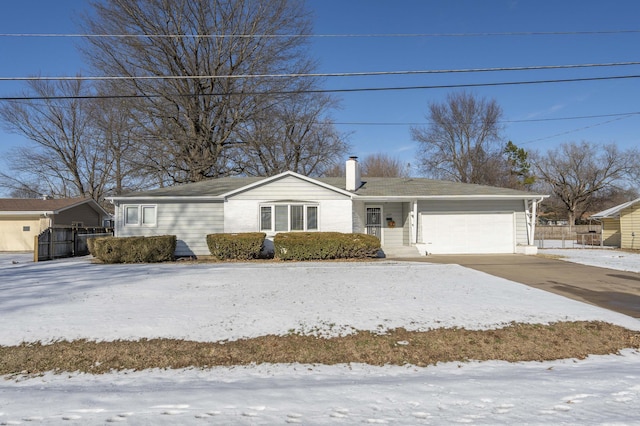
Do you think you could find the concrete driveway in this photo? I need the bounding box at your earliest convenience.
[406,254,640,318]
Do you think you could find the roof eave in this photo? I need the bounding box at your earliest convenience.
[354,194,548,201]
[108,195,225,202]
[220,171,355,199]
[0,210,54,216]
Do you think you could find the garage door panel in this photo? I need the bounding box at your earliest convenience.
[421,212,514,254]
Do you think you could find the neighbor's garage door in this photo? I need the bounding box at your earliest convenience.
[420,212,515,254]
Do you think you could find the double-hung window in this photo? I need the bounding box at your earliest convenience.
[123,204,157,227]
[260,203,318,232]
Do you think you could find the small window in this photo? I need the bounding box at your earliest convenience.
[290,205,304,231]
[142,206,156,225]
[275,205,288,232]
[125,206,139,225]
[22,226,30,232]
[307,206,318,230]
[124,205,157,227]
[260,206,272,231]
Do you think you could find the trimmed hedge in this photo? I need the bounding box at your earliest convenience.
[88,235,177,263]
[274,232,380,261]
[206,232,266,260]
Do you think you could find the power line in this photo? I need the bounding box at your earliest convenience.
[521,115,635,145]
[2,74,640,101]
[333,112,640,126]
[2,61,640,82]
[1,29,639,38]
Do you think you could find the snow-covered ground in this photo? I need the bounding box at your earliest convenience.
[1,251,640,425]
[540,244,640,273]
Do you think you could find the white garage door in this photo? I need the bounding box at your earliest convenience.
[420,212,515,254]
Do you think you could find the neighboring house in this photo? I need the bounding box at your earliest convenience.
[0,197,110,252]
[109,157,547,257]
[591,198,640,249]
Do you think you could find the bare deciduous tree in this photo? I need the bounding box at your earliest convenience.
[90,96,149,195]
[411,91,505,185]
[533,141,638,226]
[237,92,348,177]
[81,0,318,183]
[360,153,408,177]
[0,79,112,201]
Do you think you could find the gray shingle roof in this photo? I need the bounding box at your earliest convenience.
[113,173,543,199]
[0,197,93,212]
[118,177,263,197]
[317,177,539,197]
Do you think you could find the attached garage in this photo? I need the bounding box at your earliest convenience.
[420,211,515,254]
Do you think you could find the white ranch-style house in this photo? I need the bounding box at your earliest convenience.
[109,157,547,257]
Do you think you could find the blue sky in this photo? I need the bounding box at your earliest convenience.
[1,0,639,183]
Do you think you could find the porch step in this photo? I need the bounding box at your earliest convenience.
[380,246,423,258]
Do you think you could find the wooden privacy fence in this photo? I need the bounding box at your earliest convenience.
[34,227,113,262]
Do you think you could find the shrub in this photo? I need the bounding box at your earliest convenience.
[206,232,266,260]
[89,235,176,263]
[274,232,380,261]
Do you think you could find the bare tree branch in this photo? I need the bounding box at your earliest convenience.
[411,91,506,185]
[81,0,318,183]
[533,141,638,226]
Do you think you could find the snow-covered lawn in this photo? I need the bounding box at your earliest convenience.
[1,251,639,425]
[540,245,640,273]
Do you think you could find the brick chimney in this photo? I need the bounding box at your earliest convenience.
[345,156,361,191]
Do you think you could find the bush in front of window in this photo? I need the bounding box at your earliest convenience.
[274,232,380,260]
[88,235,177,263]
[206,232,267,260]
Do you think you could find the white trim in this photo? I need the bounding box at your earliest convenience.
[591,197,640,219]
[123,204,157,227]
[355,195,549,201]
[411,200,418,245]
[0,211,55,216]
[259,202,320,234]
[222,171,355,199]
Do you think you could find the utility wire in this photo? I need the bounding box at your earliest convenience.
[333,112,640,126]
[521,115,635,145]
[2,61,640,81]
[2,74,640,101]
[0,29,639,38]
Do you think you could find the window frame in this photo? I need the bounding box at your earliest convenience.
[123,204,157,227]
[259,203,319,233]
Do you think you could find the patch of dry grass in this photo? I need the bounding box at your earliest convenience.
[1,321,638,376]
[535,253,566,260]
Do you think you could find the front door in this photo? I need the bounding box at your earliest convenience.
[366,207,382,241]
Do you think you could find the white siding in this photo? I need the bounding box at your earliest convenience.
[115,200,224,256]
[226,175,353,236]
[417,199,528,246]
[352,200,366,234]
[231,175,348,200]
[226,198,352,235]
